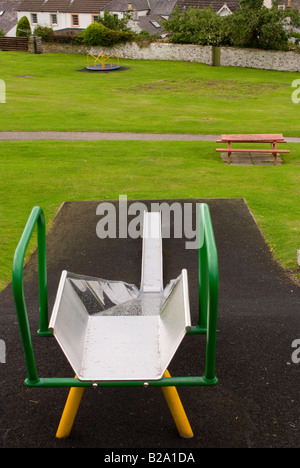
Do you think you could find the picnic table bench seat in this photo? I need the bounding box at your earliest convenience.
[216,134,290,165]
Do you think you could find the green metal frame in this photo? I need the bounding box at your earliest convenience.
[12,203,219,388]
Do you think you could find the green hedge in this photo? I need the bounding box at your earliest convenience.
[82,22,134,46]
[33,22,134,46]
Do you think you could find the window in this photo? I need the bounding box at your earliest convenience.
[51,13,57,25]
[92,15,99,22]
[31,13,38,24]
[278,4,285,9]
[71,14,79,26]
[150,21,161,28]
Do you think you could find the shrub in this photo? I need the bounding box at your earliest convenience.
[16,16,31,37]
[290,31,300,45]
[0,28,4,37]
[135,30,160,47]
[33,25,54,42]
[83,22,134,46]
[72,31,85,45]
[83,22,106,46]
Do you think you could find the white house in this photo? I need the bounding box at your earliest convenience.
[17,0,179,36]
[103,0,178,35]
[104,0,151,20]
[17,0,109,32]
[13,0,300,37]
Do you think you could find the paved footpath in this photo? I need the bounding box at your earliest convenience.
[0,131,222,141]
[0,131,299,141]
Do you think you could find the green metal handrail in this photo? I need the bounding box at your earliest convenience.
[189,202,219,382]
[13,203,219,388]
[12,206,50,384]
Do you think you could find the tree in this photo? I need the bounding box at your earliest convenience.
[224,0,300,50]
[96,11,130,32]
[164,6,225,46]
[16,16,31,37]
[165,1,300,50]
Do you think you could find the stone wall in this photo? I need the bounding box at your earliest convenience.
[92,42,213,65]
[40,42,90,55]
[41,41,213,65]
[221,46,300,72]
[28,36,42,54]
[40,41,300,72]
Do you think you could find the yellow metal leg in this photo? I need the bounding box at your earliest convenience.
[56,377,85,439]
[161,370,194,438]
[56,371,193,439]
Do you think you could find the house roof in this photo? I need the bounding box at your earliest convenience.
[18,0,110,13]
[148,0,177,15]
[0,1,20,34]
[135,14,164,34]
[176,0,240,13]
[103,0,150,12]
[103,0,177,14]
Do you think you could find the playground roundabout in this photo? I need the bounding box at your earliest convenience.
[0,199,299,448]
[78,66,129,73]
[78,51,126,72]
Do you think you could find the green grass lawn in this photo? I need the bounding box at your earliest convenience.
[0,52,299,291]
[0,140,299,290]
[0,52,299,135]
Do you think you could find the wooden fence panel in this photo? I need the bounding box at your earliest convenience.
[0,37,28,52]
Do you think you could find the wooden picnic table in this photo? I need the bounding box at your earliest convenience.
[216,134,290,165]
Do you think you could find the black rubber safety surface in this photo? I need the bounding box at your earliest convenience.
[0,199,299,449]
